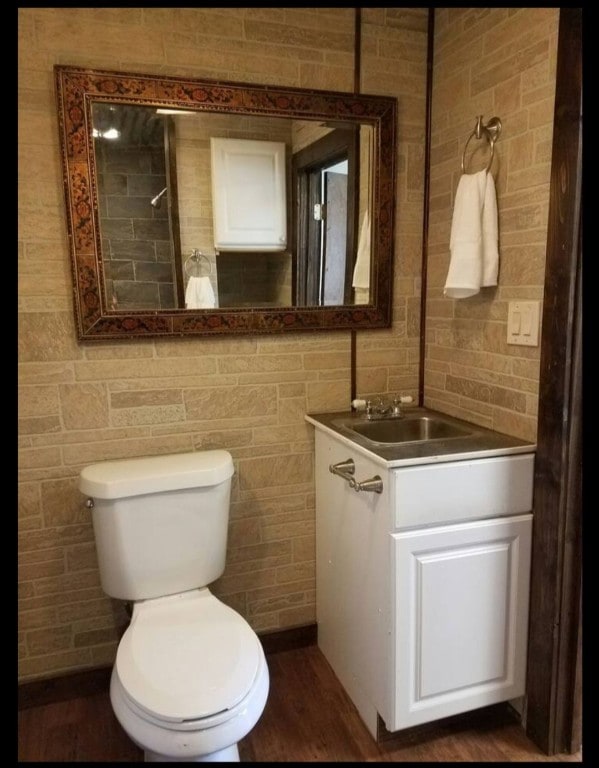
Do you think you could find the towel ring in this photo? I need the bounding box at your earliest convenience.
[184,249,213,278]
[461,116,502,174]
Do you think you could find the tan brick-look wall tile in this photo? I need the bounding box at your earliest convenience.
[18,7,427,682]
[424,8,559,442]
[357,8,428,406]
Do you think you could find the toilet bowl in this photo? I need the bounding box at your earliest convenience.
[79,450,270,762]
[109,590,270,762]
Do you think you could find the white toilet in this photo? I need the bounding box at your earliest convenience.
[79,449,269,762]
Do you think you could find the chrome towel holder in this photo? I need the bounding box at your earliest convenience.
[329,458,383,494]
[461,115,502,174]
[184,249,213,278]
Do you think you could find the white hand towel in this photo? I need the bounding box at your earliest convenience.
[444,169,499,299]
[185,276,216,309]
[352,209,371,289]
[481,172,499,287]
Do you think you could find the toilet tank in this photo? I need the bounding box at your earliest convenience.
[79,450,234,601]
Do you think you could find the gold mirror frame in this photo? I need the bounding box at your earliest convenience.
[55,65,396,340]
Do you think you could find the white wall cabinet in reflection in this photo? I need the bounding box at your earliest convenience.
[210,138,287,252]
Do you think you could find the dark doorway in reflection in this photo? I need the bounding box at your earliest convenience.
[292,128,359,307]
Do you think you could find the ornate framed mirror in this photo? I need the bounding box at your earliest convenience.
[55,65,396,340]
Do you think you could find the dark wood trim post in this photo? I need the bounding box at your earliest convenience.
[525,7,582,756]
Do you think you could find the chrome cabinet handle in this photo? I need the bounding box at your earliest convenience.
[329,459,383,494]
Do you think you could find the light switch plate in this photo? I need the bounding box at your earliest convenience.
[507,301,540,346]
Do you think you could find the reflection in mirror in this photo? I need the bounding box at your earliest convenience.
[92,104,373,312]
[291,124,373,307]
[92,103,180,310]
[56,66,396,339]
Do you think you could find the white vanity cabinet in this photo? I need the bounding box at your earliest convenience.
[314,427,535,739]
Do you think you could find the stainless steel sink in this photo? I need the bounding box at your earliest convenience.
[308,407,536,462]
[336,415,474,445]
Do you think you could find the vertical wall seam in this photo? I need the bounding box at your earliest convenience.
[419,8,435,408]
[349,7,361,405]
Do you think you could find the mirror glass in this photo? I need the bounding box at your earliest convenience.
[55,66,396,339]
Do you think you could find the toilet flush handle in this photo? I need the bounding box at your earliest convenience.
[85,498,95,509]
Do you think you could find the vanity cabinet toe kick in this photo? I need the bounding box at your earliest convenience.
[313,428,535,739]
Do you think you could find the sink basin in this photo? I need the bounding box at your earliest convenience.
[338,415,474,445]
[307,407,535,463]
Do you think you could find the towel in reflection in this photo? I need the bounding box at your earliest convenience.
[352,209,371,289]
[444,169,499,299]
[185,276,216,309]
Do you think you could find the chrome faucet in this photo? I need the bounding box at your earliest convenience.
[360,394,413,420]
[366,397,403,421]
[365,397,404,420]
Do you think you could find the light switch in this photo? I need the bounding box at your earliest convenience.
[521,306,532,335]
[507,301,540,346]
[509,310,521,335]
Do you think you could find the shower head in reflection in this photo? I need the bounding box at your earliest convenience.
[150,187,168,209]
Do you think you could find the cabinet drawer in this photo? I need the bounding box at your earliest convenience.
[391,453,534,529]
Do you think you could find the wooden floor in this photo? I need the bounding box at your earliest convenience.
[18,645,582,763]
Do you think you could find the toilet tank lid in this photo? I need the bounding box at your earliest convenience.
[79,450,234,499]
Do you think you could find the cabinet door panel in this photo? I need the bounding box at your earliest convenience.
[418,541,510,696]
[390,514,532,730]
[210,138,287,251]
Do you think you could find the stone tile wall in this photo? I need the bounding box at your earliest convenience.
[425,8,559,442]
[17,6,561,684]
[18,7,427,681]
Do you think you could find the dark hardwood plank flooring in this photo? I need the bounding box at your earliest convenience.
[18,645,582,762]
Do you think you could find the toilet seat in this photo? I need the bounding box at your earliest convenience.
[115,589,263,724]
